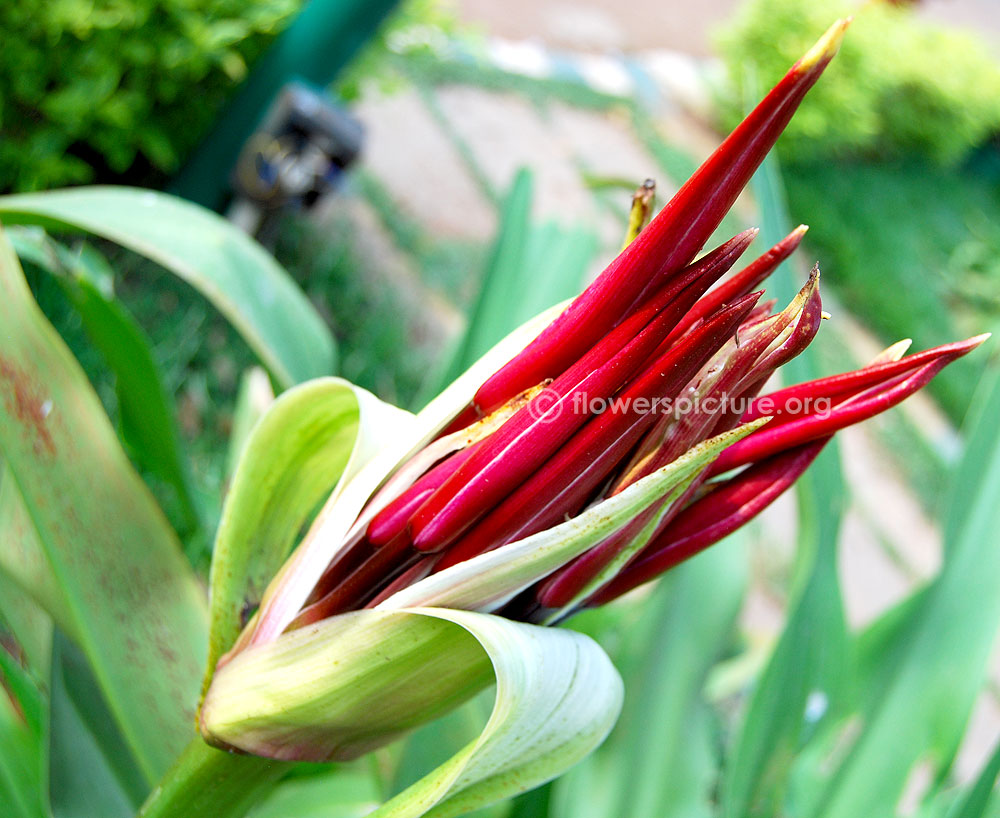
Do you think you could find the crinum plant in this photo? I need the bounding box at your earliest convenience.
[0,16,990,818]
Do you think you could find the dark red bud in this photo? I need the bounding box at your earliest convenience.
[470,22,847,416]
[589,440,828,604]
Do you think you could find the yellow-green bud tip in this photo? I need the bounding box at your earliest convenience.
[797,18,851,72]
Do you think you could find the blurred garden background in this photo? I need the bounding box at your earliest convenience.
[4,0,1000,815]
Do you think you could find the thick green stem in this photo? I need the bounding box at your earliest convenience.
[138,737,291,818]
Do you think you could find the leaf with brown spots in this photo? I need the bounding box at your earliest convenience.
[0,224,207,784]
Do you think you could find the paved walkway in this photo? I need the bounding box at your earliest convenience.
[456,0,1000,55]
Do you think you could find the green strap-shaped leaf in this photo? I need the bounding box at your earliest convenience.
[557,541,748,818]
[948,737,1000,818]
[0,186,335,387]
[8,227,204,537]
[205,377,412,691]
[720,144,849,818]
[0,608,47,818]
[0,225,208,782]
[48,634,147,818]
[68,270,202,527]
[808,368,1000,818]
[722,499,845,818]
[430,170,594,396]
[0,468,76,638]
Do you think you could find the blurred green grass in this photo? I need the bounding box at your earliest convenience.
[785,149,1000,424]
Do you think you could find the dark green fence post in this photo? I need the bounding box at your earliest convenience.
[171,0,399,210]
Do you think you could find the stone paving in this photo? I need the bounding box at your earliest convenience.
[334,8,1000,785]
[456,0,1000,56]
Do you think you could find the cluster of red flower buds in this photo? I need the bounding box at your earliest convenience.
[285,19,986,626]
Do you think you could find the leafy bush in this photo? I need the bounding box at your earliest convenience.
[716,0,1000,164]
[0,0,302,192]
[783,154,1000,422]
[333,0,467,103]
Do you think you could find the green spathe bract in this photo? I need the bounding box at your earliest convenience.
[202,609,495,762]
[203,603,623,818]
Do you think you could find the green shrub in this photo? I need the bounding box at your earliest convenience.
[716,0,1000,164]
[0,0,302,192]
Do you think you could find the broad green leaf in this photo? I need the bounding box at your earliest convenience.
[0,225,208,782]
[48,634,145,818]
[377,421,767,614]
[9,226,202,535]
[205,377,411,691]
[0,186,336,387]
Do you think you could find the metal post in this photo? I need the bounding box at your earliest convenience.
[171,0,399,210]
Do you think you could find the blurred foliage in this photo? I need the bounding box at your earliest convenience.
[784,151,1000,422]
[716,0,1000,165]
[426,169,595,397]
[271,209,453,410]
[0,0,302,192]
[333,0,467,103]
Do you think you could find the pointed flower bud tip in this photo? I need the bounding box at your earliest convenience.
[796,18,851,73]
